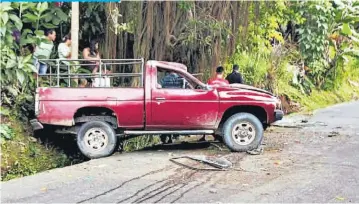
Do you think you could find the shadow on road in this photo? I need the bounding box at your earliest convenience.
[137,140,229,155]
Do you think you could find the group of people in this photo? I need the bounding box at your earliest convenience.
[207,65,244,86]
[32,29,243,88]
[32,29,107,77]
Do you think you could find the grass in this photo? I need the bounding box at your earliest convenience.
[122,136,161,152]
[279,79,359,113]
[1,115,70,181]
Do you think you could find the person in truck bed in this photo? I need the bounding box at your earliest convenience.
[33,29,56,75]
[82,39,101,74]
[82,39,112,87]
[207,66,229,87]
[58,34,71,64]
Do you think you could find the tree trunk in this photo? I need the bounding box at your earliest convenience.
[115,1,252,81]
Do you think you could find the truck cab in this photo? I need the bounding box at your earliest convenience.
[31,59,283,159]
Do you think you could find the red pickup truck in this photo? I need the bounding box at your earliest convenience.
[31,59,283,159]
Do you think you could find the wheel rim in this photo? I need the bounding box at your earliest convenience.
[84,128,109,151]
[231,121,256,146]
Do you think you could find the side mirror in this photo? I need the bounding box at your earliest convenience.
[204,84,212,90]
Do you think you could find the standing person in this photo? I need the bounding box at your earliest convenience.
[58,34,71,64]
[33,29,56,75]
[207,66,229,86]
[226,64,244,84]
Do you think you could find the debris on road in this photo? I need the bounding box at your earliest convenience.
[328,131,340,137]
[210,143,225,151]
[246,145,264,155]
[272,116,328,128]
[209,188,217,194]
[301,119,308,123]
[170,155,233,171]
[335,196,345,201]
[274,160,282,165]
[96,164,107,168]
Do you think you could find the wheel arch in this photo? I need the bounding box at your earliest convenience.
[73,106,119,128]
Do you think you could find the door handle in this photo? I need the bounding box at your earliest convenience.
[155,97,166,101]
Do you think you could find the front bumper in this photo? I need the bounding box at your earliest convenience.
[30,119,44,131]
[274,109,284,121]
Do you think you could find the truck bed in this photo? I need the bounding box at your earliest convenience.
[36,87,145,128]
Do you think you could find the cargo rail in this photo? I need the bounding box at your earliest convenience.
[35,58,144,88]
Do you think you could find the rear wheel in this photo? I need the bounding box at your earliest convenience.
[77,121,117,159]
[222,113,263,152]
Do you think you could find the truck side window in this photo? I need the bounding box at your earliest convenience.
[157,68,189,89]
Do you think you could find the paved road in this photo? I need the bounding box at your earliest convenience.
[2,101,359,203]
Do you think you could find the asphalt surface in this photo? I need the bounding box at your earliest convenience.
[2,101,359,203]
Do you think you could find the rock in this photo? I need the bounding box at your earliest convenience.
[274,160,282,165]
[96,164,107,168]
[328,131,339,137]
[209,188,217,194]
[29,137,37,142]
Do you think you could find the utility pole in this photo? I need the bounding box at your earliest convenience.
[71,2,79,59]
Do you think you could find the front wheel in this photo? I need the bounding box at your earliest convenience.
[222,113,263,152]
[77,121,117,159]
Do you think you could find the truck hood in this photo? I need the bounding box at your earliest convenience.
[227,83,274,96]
[210,83,279,103]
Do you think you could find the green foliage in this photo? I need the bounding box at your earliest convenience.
[11,2,68,30]
[292,0,359,87]
[123,136,160,152]
[0,124,14,140]
[227,50,269,88]
[1,115,70,181]
[79,3,106,43]
[0,4,71,181]
[297,1,333,63]
[0,2,68,119]
[227,0,358,112]
[241,1,289,51]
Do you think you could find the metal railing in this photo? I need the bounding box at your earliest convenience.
[35,58,144,88]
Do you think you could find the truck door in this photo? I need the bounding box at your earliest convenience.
[148,68,219,129]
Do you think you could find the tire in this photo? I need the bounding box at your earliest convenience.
[222,113,263,152]
[77,121,117,159]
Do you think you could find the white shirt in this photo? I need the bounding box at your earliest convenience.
[58,43,70,64]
